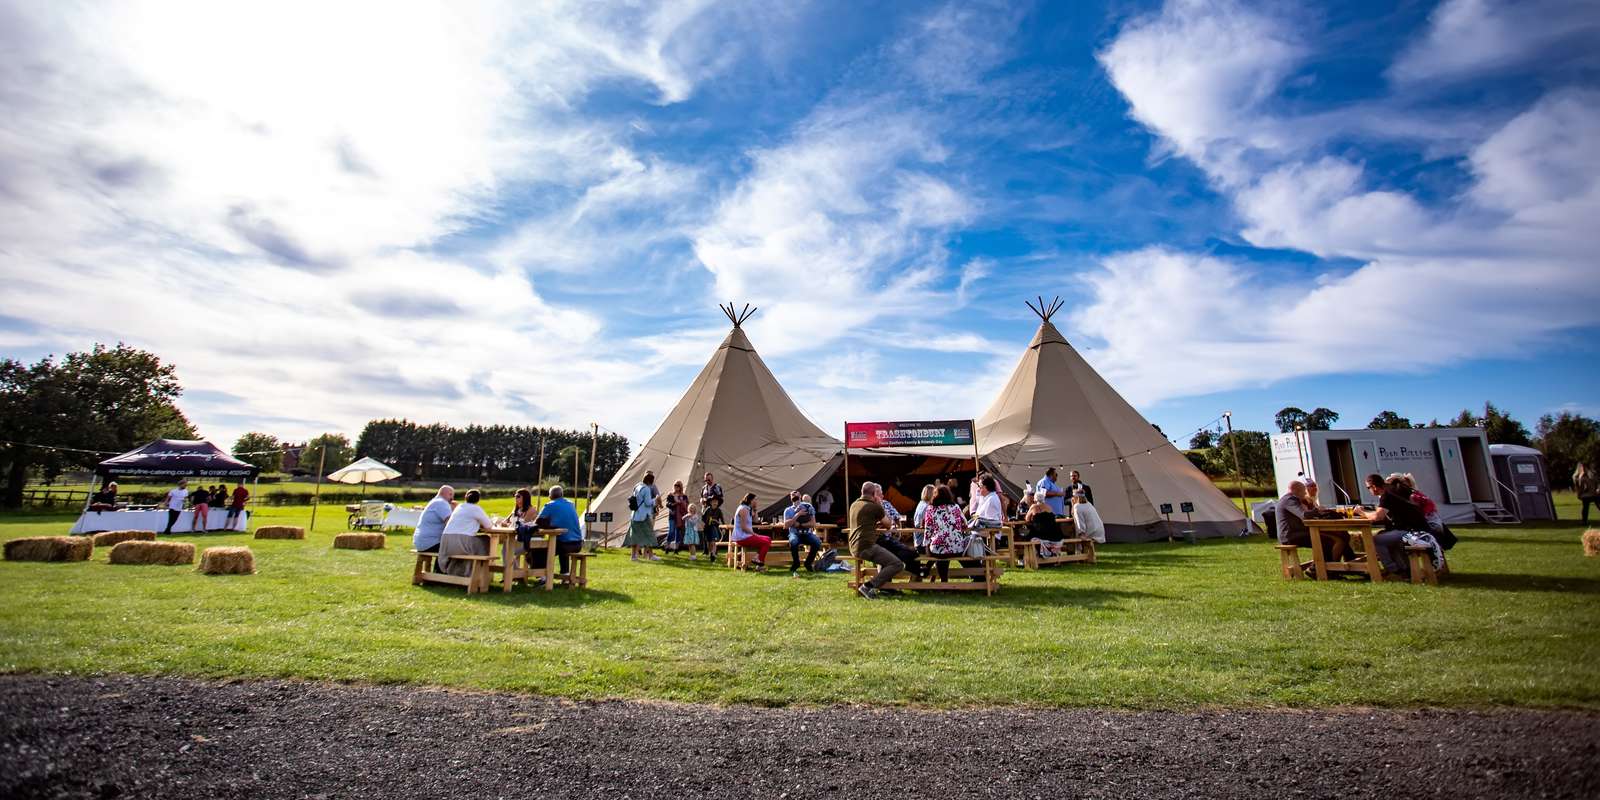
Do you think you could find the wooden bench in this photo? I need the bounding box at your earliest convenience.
[1016,537,1096,570]
[412,550,494,593]
[846,554,1005,596]
[1406,546,1448,586]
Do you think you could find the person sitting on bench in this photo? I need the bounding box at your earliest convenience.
[850,482,902,599]
[1276,480,1344,560]
[1070,491,1105,544]
[526,485,585,577]
[1019,492,1064,556]
[783,491,822,576]
[438,490,494,577]
[922,484,979,581]
[731,492,771,570]
[969,475,1005,529]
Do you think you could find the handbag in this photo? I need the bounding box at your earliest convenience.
[965,534,988,558]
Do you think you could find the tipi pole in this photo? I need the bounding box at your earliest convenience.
[309,445,327,532]
[1223,411,1250,533]
[586,423,598,506]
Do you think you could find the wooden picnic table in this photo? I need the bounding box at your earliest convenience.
[1303,518,1385,582]
[482,526,563,593]
[718,522,838,567]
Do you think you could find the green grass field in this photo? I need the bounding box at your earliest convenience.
[2,496,1597,709]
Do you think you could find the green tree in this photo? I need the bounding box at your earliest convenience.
[1482,402,1532,446]
[1534,412,1600,490]
[0,343,195,507]
[1367,410,1413,430]
[232,432,283,473]
[1189,429,1217,449]
[1305,407,1340,430]
[300,433,353,477]
[1274,407,1307,433]
[1205,430,1273,486]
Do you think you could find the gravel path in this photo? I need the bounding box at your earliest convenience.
[2,674,1597,799]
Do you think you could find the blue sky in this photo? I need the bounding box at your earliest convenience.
[1,0,1596,452]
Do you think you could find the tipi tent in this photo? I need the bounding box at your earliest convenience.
[589,305,842,544]
[974,298,1248,542]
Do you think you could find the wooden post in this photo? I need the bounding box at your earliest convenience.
[843,444,850,512]
[1224,411,1250,533]
[586,423,599,506]
[308,443,327,532]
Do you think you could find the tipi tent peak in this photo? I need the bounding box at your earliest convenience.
[587,305,842,544]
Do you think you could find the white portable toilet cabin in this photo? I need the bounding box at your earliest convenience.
[1270,427,1505,524]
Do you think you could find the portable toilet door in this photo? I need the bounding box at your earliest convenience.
[1490,445,1556,521]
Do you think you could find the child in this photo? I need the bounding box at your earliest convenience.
[701,497,725,561]
[682,502,702,559]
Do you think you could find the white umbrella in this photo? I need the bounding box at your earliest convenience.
[327,457,402,497]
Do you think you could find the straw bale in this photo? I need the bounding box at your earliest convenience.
[92,530,157,548]
[108,540,195,566]
[333,532,386,550]
[199,546,256,575]
[1584,529,1600,558]
[254,526,305,540]
[4,536,93,562]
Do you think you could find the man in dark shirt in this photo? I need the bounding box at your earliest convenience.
[1067,470,1093,506]
[90,481,119,512]
[848,482,901,599]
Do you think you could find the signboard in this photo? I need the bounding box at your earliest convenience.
[1159,503,1173,515]
[584,512,598,523]
[1179,502,1195,513]
[845,419,975,449]
[598,512,614,523]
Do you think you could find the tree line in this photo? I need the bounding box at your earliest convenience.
[1182,402,1600,491]
[351,419,629,487]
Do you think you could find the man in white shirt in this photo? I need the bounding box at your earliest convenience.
[162,479,189,535]
[438,490,495,576]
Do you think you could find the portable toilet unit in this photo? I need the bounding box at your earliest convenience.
[1489,444,1556,521]
[1270,427,1507,524]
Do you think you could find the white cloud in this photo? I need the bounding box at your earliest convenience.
[0,0,756,448]
[1388,0,1600,85]
[1086,0,1600,406]
[691,103,975,354]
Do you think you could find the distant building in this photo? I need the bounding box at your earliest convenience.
[281,442,306,474]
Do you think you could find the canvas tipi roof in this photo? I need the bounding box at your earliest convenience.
[588,305,842,544]
[975,298,1246,541]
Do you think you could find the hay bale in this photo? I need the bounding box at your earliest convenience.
[108,540,195,566]
[333,532,386,550]
[1584,529,1600,558]
[92,530,157,548]
[199,546,256,575]
[254,526,305,540]
[3,536,93,562]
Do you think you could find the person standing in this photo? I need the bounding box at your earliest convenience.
[665,481,690,553]
[814,486,834,523]
[162,479,189,535]
[1067,470,1094,506]
[412,485,455,554]
[1576,464,1599,524]
[699,472,724,515]
[849,482,902,599]
[700,497,725,560]
[225,481,250,529]
[189,484,211,532]
[1037,467,1067,516]
[626,471,662,562]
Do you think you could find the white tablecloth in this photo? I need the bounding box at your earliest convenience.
[381,506,423,529]
[69,509,250,535]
